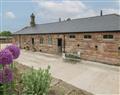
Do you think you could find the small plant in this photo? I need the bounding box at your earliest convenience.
[22,66,51,95]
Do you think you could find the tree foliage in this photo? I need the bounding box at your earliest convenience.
[0,31,12,36]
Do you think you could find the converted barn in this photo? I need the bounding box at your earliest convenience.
[13,13,120,65]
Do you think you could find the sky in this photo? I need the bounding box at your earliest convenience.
[0,0,120,32]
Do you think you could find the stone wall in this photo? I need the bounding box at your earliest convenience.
[13,32,120,65]
[65,32,120,65]
[13,34,65,54]
[0,38,12,43]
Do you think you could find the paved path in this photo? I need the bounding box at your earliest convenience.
[16,50,120,95]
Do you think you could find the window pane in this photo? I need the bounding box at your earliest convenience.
[103,35,113,39]
[109,35,113,38]
[48,35,52,45]
[103,35,107,38]
[84,35,91,39]
[40,37,43,44]
[69,35,75,38]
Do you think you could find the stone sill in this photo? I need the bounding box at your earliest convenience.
[103,39,114,41]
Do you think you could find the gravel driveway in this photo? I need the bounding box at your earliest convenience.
[16,50,120,95]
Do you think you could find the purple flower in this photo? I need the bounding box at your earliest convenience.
[5,45,20,59]
[0,67,13,83]
[0,49,13,65]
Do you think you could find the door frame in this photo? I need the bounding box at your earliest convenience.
[57,38,62,53]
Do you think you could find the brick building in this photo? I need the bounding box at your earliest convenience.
[13,13,120,65]
[0,36,12,43]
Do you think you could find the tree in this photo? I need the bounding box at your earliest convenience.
[0,31,12,36]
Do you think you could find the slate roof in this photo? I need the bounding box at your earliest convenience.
[13,14,120,35]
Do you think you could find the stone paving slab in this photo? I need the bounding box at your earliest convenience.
[15,50,120,95]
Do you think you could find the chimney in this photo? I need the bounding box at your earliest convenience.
[59,18,61,22]
[100,10,103,16]
[30,13,35,27]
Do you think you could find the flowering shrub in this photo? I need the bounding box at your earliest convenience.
[0,44,20,95]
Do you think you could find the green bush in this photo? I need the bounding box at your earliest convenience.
[22,66,51,95]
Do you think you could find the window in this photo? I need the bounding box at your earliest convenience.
[84,35,92,39]
[69,34,75,38]
[57,39,62,46]
[40,37,44,44]
[103,35,113,39]
[48,35,52,45]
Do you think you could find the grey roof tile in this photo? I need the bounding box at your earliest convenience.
[13,14,120,35]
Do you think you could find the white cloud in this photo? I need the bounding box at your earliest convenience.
[102,9,120,15]
[36,0,87,13]
[33,0,97,20]
[32,0,119,23]
[5,11,16,19]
